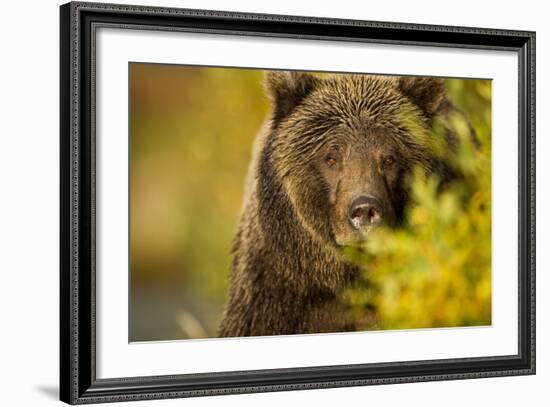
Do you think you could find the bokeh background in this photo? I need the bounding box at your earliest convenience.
[130,64,268,341]
[129,63,491,341]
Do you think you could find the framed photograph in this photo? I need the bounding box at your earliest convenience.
[60,1,536,404]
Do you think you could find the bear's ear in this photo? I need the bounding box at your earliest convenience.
[265,71,319,121]
[397,77,448,119]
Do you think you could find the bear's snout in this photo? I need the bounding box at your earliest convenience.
[348,195,384,230]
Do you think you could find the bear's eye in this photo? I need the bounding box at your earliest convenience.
[384,155,396,167]
[325,155,338,168]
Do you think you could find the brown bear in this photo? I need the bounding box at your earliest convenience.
[218,71,458,337]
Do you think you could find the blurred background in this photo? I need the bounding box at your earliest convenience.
[130,64,268,341]
[130,63,491,341]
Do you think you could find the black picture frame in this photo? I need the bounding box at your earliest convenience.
[60,1,536,404]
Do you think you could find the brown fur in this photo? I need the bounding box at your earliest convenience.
[218,72,457,337]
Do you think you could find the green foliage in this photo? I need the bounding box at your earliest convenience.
[341,79,492,330]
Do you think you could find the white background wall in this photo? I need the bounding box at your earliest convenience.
[0,0,546,406]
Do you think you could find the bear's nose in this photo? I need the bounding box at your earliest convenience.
[348,195,384,230]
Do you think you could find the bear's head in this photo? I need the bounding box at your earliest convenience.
[265,71,453,248]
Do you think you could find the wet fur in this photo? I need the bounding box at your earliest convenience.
[218,72,458,337]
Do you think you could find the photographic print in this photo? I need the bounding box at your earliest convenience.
[129,64,492,341]
[61,3,535,403]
